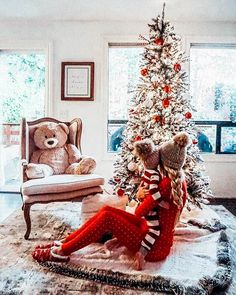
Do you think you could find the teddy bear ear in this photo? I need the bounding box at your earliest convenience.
[58,123,69,135]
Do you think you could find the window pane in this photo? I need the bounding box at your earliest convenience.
[0,51,46,192]
[196,125,216,153]
[108,46,143,120]
[108,124,125,152]
[0,52,45,123]
[221,127,236,153]
[190,45,236,122]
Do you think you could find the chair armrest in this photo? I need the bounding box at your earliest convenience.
[20,159,29,183]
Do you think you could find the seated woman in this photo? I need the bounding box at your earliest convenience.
[32,132,189,270]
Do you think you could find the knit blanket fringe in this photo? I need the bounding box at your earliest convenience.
[40,230,232,295]
[187,218,227,232]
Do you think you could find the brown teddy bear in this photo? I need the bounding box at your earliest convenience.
[26,122,96,179]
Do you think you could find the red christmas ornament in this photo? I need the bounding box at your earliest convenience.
[135,135,142,141]
[153,115,161,122]
[116,188,125,197]
[155,38,164,46]
[162,98,170,108]
[174,63,181,72]
[185,112,192,119]
[140,68,148,76]
[192,139,198,145]
[163,85,171,93]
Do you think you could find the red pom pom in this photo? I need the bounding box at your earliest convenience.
[140,68,148,76]
[155,38,164,46]
[116,188,125,197]
[174,63,181,72]
[153,115,161,122]
[162,98,170,108]
[185,112,192,119]
[163,85,171,93]
[192,139,198,145]
[135,135,142,141]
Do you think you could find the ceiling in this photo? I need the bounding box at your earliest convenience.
[0,0,235,22]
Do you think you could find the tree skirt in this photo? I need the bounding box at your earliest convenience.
[0,203,234,295]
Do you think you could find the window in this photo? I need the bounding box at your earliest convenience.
[108,44,143,152]
[0,51,46,123]
[0,50,47,191]
[107,43,236,154]
[190,44,236,154]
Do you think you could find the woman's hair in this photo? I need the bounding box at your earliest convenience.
[159,163,184,209]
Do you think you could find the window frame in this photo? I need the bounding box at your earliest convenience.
[0,40,53,192]
[102,36,145,159]
[185,36,236,155]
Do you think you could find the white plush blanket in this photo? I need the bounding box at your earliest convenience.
[64,206,227,288]
[40,204,232,294]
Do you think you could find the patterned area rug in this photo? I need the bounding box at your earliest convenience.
[0,202,235,295]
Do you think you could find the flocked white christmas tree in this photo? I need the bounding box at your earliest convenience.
[113,4,211,207]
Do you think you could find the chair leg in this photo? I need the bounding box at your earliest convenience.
[23,203,32,240]
[21,192,24,210]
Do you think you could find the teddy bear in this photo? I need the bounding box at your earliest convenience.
[26,121,96,179]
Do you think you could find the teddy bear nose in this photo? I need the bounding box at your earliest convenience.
[47,140,54,145]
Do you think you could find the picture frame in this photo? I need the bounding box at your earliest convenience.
[61,62,94,101]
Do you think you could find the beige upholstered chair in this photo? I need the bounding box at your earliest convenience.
[20,117,104,239]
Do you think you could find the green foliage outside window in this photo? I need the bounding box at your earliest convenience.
[0,52,45,123]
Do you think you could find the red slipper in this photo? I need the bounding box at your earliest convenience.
[35,240,62,250]
[32,247,69,263]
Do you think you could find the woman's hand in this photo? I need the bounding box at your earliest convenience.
[136,185,149,201]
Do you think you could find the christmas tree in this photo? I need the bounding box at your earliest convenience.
[113,4,211,207]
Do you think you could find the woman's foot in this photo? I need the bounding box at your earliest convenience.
[35,240,62,250]
[32,246,69,263]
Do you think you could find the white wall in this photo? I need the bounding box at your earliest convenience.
[0,19,235,197]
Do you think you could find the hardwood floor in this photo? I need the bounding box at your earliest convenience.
[209,198,236,216]
[0,193,22,223]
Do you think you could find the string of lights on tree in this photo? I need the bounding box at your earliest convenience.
[113,3,212,208]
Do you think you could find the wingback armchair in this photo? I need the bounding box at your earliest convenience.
[20,117,104,239]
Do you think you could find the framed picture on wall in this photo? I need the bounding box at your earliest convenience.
[61,62,94,101]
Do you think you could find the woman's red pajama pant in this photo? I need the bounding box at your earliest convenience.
[61,206,148,256]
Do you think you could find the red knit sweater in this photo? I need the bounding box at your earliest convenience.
[135,177,187,261]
